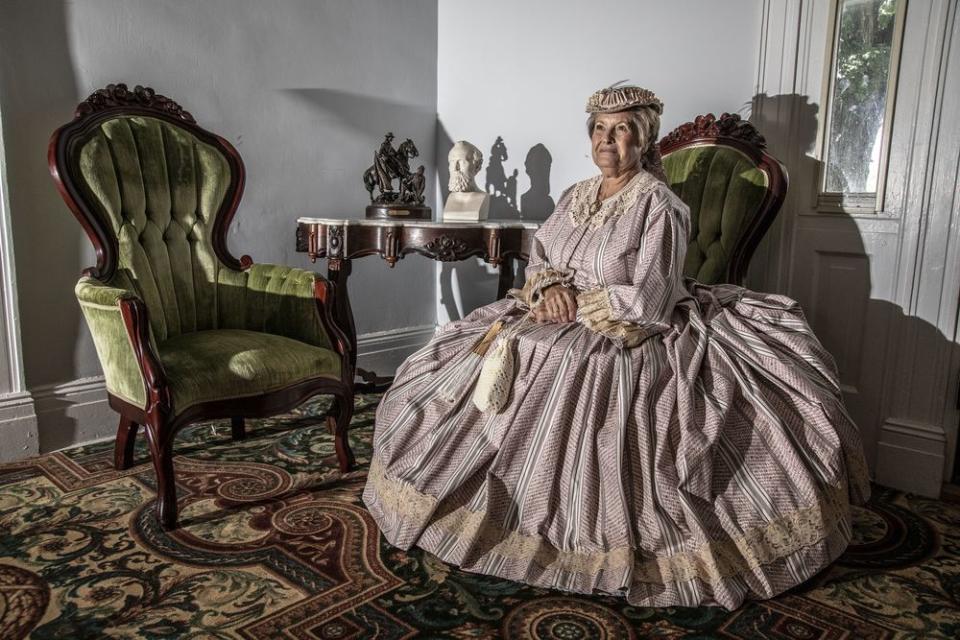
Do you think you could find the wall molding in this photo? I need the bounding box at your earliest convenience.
[0,63,35,465]
[0,69,27,397]
[876,0,960,484]
[356,324,435,375]
[0,391,38,463]
[21,324,436,456]
[875,417,947,497]
[32,376,114,453]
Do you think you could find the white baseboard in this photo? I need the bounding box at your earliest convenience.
[32,376,114,454]
[874,418,947,498]
[20,324,437,456]
[356,324,436,377]
[0,391,39,463]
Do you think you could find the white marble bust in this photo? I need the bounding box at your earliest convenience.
[444,140,490,221]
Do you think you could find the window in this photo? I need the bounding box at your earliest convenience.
[818,0,907,212]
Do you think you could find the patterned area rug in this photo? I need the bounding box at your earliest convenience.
[1,394,958,639]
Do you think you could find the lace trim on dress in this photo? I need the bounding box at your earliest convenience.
[367,456,855,586]
[576,288,656,347]
[568,170,660,228]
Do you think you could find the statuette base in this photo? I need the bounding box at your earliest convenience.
[366,204,432,220]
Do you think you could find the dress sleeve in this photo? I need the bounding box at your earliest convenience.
[510,188,576,308]
[577,187,690,345]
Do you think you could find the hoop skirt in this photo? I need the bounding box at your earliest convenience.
[362,171,870,609]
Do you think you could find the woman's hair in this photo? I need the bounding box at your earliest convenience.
[586,105,666,180]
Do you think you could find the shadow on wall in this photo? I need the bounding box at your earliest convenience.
[282,87,435,209]
[483,136,556,223]
[745,92,821,296]
[521,143,555,223]
[749,92,822,218]
[486,136,518,220]
[282,88,435,138]
[748,92,960,486]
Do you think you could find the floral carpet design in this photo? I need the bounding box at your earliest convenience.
[1,394,958,638]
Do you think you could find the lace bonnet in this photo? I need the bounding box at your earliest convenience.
[585,84,663,115]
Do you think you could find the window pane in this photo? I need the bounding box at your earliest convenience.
[824,0,899,194]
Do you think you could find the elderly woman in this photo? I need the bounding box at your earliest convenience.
[363,85,869,609]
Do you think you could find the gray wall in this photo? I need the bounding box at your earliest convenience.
[435,0,763,321]
[0,0,763,453]
[0,0,438,389]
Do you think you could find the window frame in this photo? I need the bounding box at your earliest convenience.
[815,0,909,214]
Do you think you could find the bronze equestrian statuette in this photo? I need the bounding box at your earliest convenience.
[363,132,431,219]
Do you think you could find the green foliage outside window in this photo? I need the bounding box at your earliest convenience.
[825,0,899,195]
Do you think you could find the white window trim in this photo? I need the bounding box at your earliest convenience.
[815,0,909,214]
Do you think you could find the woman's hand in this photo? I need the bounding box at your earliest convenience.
[534,284,578,323]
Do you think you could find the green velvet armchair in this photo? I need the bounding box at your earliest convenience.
[659,112,788,285]
[49,84,355,530]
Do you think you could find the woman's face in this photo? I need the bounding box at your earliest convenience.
[590,111,641,176]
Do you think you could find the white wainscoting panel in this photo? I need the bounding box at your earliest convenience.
[790,216,900,471]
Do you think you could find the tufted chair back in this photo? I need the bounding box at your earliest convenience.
[659,113,787,286]
[49,85,247,343]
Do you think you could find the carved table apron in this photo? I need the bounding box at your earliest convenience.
[296,218,540,391]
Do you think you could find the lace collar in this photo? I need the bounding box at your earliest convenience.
[568,170,659,228]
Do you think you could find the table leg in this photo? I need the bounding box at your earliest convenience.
[328,259,358,372]
[328,258,394,393]
[496,257,516,300]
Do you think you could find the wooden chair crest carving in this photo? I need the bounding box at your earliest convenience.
[659,112,788,286]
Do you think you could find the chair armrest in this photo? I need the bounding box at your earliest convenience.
[75,278,170,411]
[224,263,351,367]
[75,280,138,306]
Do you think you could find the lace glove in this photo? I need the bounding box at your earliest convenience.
[508,268,574,309]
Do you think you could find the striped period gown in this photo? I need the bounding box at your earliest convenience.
[362,170,871,609]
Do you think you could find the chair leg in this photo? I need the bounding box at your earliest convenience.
[328,393,355,472]
[324,398,339,434]
[231,417,245,441]
[114,416,139,471]
[145,420,178,530]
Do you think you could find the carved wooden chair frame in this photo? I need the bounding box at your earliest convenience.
[658,113,789,285]
[48,84,355,529]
